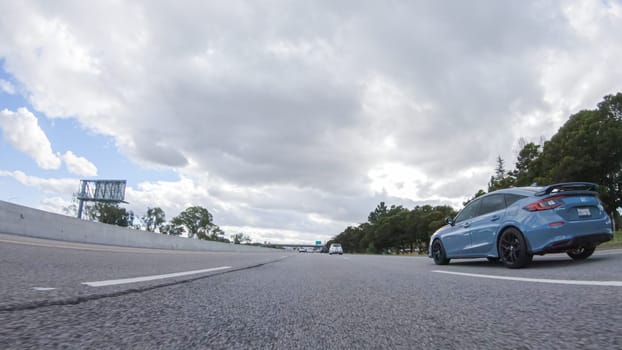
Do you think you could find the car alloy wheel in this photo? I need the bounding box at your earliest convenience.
[498,228,531,269]
[432,239,450,265]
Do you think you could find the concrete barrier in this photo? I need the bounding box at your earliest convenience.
[0,200,275,252]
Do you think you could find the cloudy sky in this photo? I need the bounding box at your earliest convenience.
[0,1,621,244]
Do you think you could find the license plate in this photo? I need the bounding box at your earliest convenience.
[577,208,591,217]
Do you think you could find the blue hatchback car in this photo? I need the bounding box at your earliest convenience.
[429,182,613,268]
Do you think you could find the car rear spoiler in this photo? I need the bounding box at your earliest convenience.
[535,182,598,196]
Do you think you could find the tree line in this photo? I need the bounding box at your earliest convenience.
[330,92,622,254]
[328,203,456,254]
[78,202,252,244]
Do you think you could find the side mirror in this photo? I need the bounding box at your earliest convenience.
[446,217,455,226]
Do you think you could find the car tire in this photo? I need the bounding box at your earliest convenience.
[567,245,595,260]
[498,228,531,269]
[431,239,450,265]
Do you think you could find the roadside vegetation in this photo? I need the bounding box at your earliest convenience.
[329,92,622,255]
[66,202,253,245]
[599,231,622,250]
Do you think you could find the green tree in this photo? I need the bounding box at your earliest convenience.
[159,223,183,236]
[141,207,166,232]
[488,156,515,191]
[88,202,135,227]
[231,233,252,244]
[538,93,622,214]
[171,206,218,240]
[410,205,456,252]
[335,224,369,253]
[368,201,388,224]
[373,207,409,253]
[377,205,410,253]
[597,94,622,216]
[332,203,456,255]
[209,226,229,242]
[511,142,542,186]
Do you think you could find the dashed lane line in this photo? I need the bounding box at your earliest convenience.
[83,266,232,287]
[432,270,622,287]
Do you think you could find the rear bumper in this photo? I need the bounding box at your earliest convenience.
[532,233,613,255]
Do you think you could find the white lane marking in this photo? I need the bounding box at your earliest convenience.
[83,266,232,287]
[594,249,622,256]
[33,287,56,291]
[432,270,622,287]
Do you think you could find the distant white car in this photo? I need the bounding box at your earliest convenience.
[329,243,343,255]
[298,247,307,253]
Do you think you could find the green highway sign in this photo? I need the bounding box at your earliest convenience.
[315,240,322,245]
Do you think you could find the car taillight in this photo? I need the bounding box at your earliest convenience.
[524,195,565,211]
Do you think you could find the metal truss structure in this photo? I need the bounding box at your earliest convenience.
[76,179,127,219]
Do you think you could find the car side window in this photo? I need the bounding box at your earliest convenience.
[455,199,481,223]
[504,194,525,206]
[478,194,506,216]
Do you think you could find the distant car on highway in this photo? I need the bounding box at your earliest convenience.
[329,243,343,255]
[429,182,613,268]
[298,247,307,253]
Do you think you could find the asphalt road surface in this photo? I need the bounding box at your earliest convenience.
[1,233,622,349]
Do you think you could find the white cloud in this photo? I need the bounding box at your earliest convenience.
[125,177,210,218]
[0,170,77,195]
[0,79,15,94]
[0,1,621,241]
[0,108,61,169]
[61,150,97,177]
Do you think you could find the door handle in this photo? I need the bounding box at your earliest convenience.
[491,215,500,221]
[462,222,471,228]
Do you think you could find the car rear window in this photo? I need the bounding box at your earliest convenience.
[504,194,526,206]
[478,194,506,215]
